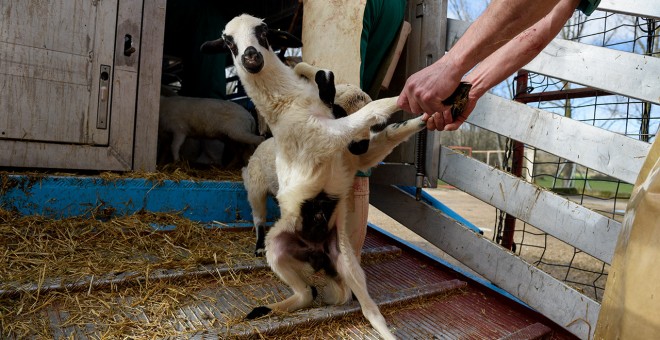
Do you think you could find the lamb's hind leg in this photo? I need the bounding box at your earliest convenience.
[246,219,316,318]
[243,172,268,256]
[248,190,268,256]
[334,203,396,340]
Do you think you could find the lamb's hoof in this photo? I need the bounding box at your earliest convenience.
[332,103,347,119]
[311,285,318,300]
[246,306,272,319]
[254,247,266,257]
[315,70,336,108]
[348,139,370,155]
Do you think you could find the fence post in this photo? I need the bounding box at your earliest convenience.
[500,70,529,251]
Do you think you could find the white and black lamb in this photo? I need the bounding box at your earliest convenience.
[201,14,431,340]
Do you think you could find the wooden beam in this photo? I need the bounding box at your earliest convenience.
[446,19,660,104]
[133,0,166,171]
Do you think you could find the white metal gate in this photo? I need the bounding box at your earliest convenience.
[371,1,659,339]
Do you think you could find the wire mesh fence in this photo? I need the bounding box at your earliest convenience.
[509,11,657,302]
[444,10,658,302]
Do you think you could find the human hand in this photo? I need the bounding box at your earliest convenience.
[397,60,464,129]
[423,93,477,131]
[423,82,476,131]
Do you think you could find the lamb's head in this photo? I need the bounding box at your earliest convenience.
[201,14,302,75]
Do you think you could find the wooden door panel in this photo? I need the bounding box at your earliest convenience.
[0,0,116,145]
[0,0,164,171]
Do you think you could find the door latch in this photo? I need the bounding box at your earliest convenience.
[96,65,111,129]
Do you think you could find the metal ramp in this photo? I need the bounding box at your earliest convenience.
[2,225,575,339]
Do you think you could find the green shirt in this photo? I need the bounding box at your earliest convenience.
[577,0,601,15]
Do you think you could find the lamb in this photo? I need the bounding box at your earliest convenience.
[241,137,277,257]
[158,95,265,164]
[243,81,373,257]
[201,14,429,340]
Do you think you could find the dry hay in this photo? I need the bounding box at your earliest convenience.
[1,160,244,188]
[0,209,263,338]
[116,161,244,182]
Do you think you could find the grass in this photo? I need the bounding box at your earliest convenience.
[534,175,633,199]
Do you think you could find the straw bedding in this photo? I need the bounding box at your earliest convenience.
[0,208,264,338]
[0,166,254,337]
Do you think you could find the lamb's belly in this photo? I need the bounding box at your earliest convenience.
[278,166,351,197]
[321,171,353,197]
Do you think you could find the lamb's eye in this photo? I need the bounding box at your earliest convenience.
[225,40,234,49]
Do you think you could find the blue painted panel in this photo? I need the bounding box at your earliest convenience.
[0,175,279,223]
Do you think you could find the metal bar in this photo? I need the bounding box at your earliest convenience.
[370,163,417,186]
[437,146,621,264]
[369,184,599,340]
[502,141,523,251]
[498,322,553,340]
[0,246,400,296]
[466,94,651,184]
[514,88,615,104]
[499,72,530,251]
[406,0,448,189]
[598,0,660,19]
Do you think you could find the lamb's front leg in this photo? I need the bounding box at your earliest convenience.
[323,97,399,144]
[346,96,399,128]
[357,115,427,170]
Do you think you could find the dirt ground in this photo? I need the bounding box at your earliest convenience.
[369,187,611,301]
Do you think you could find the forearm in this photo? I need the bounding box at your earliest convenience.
[464,0,580,98]
[442,0,561,78]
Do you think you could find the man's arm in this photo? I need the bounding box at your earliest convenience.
[434,0,581,131]
[398,0,561,125]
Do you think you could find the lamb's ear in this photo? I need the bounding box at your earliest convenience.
[267,29,302,49]
[200,38,227,54]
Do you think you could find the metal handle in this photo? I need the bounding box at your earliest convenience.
[96,65,111,129]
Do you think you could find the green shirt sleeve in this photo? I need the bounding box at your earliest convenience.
[577,0,601,16]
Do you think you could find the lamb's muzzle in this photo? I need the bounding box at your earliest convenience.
[241,46,264,73]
